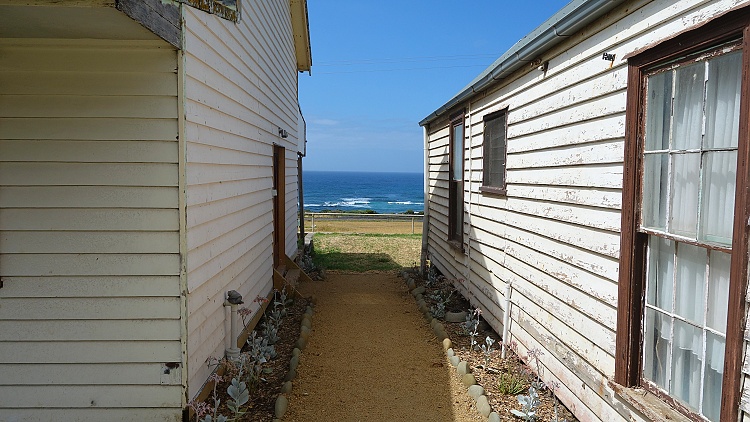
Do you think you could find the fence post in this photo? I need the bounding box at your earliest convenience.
[311,214,314,232]
[411,217,415,234]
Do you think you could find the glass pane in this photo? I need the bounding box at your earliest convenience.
[705,51,741,149]
[643,308,670,390]
[675,242,706,324]
[670,319,702,410]
[642,153,668,230]
[707,250,731,333]
[702,332,725,422]
[700,150,736,245]
[670,152,700,238]
[647,236,674,311]
[645,71,673,151]
[452,124,463,181]
[673,62,705,151]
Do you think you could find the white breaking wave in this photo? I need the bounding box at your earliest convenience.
[387,201,424,205]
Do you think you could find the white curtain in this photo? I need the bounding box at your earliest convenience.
[701,52,740,245]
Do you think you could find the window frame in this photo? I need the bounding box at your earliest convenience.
[448,111,465,250]
[615,7,750,422]
[480,108,509,196]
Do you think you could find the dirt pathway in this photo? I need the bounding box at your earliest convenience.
[285,271,483,421]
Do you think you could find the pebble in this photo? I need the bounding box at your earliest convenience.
[284,368,297,382]
[411,286,426,296]
[442,338,452,351]
[446,348,455,357]
[467,384,484,399]
[462,373,477,387]
[457,361,471,375]
[449,355,460,367]
[489,412,501,422]
[289,355,299,372]
[476,395,492,417]
[280,381,293,394]
[295,337,307,350]
[275,395,288,418]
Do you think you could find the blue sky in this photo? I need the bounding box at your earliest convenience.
[299,1,571,173]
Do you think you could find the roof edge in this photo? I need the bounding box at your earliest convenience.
[419,0,625,127]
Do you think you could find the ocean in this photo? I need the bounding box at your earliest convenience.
[303,171,424,214]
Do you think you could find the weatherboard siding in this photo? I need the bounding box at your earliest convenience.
[425,0,750,421]
[0,39,182,419]
[183,1,303,398]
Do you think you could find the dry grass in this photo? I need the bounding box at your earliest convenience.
[304,217,423,235]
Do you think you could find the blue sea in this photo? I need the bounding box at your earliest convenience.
[303,171,424,214]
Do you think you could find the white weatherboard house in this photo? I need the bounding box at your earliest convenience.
[0,0,311,420]
[420,0,750,421]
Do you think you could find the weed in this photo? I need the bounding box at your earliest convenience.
[497,372,527,395]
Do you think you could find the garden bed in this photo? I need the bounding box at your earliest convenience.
[408,266,579,422]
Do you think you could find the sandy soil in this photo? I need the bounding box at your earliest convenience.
[285,271,483,422]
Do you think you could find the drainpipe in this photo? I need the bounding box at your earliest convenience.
[420,125,430,277]
[224,290,243,360]
[501,282,512,359]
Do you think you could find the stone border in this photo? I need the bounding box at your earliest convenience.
[401,271,502,422]
[273,296,316,421]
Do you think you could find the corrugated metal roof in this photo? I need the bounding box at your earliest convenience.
[419,0,627,126]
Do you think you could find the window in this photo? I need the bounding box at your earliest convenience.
[448,112,465,248]
[616,8,750,422]
[481,109,508,194]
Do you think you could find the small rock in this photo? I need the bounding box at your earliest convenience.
[467,384,484,399]
[433,327,448,341]
[281,381,293,394]
[275,395,289,419]
[457,361,471,375]
[488,412,501,422]
[300,326,311,338]
[284,369,297,382]
[301,318,312,330]
[289,356,300,372]
[295,337,307,350]
[462,373,477,387]
[411,286,426,296]
[446,348,455,357]
[415,293,423,302]
[449,356,460,367]
[292,348,301,358]
[476,395,492,417]
[442,338,452,351]
[445,311,467,323]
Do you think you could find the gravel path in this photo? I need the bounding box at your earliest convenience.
[285,271,484,421]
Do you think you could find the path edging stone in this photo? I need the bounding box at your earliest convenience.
[401,270,495,422]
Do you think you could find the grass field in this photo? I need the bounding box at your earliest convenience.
[311,232,421,271]
[304,217,423,235]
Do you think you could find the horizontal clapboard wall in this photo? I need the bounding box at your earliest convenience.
[0,39,182,420]
[183,0,302,398]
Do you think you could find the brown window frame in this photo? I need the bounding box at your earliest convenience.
[448,111,465,250]
[480,109,508,196]
[615,6,750,422]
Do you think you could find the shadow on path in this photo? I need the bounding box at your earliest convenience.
[285,271,483,421]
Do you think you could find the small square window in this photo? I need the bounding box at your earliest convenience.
[481,109,507,195]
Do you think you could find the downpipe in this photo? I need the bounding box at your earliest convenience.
[501,282,512,359]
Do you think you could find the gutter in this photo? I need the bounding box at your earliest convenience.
[419,0,625,127]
